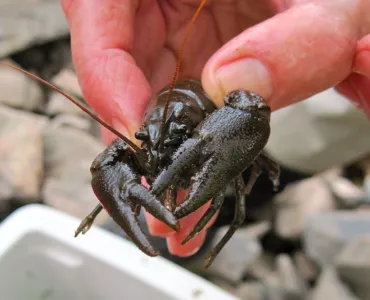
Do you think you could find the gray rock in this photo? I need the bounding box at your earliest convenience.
[327,176,365,209]
[276,254,308,299]
[263,275,285,300]
[42,178,109,225]
[363,174,370,204]
[235,281,264,300]
[43,125,104,180]
[207,277,236,296]
[0,1,69,58]
[51,69,83,99]
[49,114,93,132]
[42,125,107,222]
[304,211,370,266]
[0,60,43,111]
[46,91,88,117]
[335,236,370,300]
[204,226,262,284]
[274,176,336,240]
[311,268,359,300]
[248,252,275,281]
[293,251,319,283]
[0,104,47,202]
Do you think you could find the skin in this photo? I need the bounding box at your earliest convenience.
[60,0,370,257]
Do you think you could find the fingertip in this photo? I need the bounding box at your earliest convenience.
[166,228,206,257]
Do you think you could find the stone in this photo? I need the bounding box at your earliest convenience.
[311,268,359,300]
[335,236,370,299]
[0,104,47,202]
[207,277,236,296]
[247,252,275,281]
[363,174,370,204]
[42,125,107,222]
[42,178,109,226]
[304,211,370,266]
[43,125,104,180]
[46,91,88,117]
[0,1,69,58]
[203,226,262,284]
[51,69,83,99]
[274,176,336,240]
[293,251,319,283]
[0,60,43,111]
[49,114,93,132]
[263,275,285,300]
[275,254,308,299]
[327,176,365,209]
[235,281,264,300]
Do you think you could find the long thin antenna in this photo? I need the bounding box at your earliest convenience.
[0,61,146,157]
[158,0,207,152]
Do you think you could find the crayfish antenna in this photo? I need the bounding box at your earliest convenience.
[0,61,146,157]
[158,0,207,153]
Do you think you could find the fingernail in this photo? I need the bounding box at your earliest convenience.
[211,58,273,105]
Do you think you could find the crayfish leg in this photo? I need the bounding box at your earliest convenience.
[244,152,280,195]
[74,204,103,237]
[181,190,226,245]
[204,175,245,269]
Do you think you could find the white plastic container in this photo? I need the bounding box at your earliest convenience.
[0,204,238,300]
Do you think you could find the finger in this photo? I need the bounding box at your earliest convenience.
[337,73,370,116]
[61,0,151,138]
[145,188,218,257]
[202,2,368,111]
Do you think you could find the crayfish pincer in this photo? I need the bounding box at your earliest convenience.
[151,89,280,267]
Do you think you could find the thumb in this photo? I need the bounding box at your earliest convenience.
[202,2,368,111]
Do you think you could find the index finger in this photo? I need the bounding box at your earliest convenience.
[60,0,151,137]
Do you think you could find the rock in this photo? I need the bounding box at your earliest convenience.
[235,281,265,300]
[327,176,365,209]
[274,176,336,240]
[203,226,262,284]
[42,178,108,226]
[311,268,359,300]
[42,125,107,222]
[0,60,43,111]
[335,236,370,299]
[293,251,319,283]
[43,125,104,180]
[363,174,370,204]
[49,114,93,132]
[0,1,69,58]
[207,277,236,296]
[46,91,88,117]
[304,211,370,266]
[263,275,285,300]
[0,104,47,203]
[51,69,83,99]
[247,252,275,281]
[275,254,308,299]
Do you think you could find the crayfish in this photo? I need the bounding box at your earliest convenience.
[0,0,280,268]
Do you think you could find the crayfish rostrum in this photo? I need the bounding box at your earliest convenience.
[0,0,280,268]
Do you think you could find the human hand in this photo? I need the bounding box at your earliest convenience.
[60,0,370,257]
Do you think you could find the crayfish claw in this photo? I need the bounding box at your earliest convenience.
[151,138,201,196]
[174,157,224,219]
[127,182,179,231]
